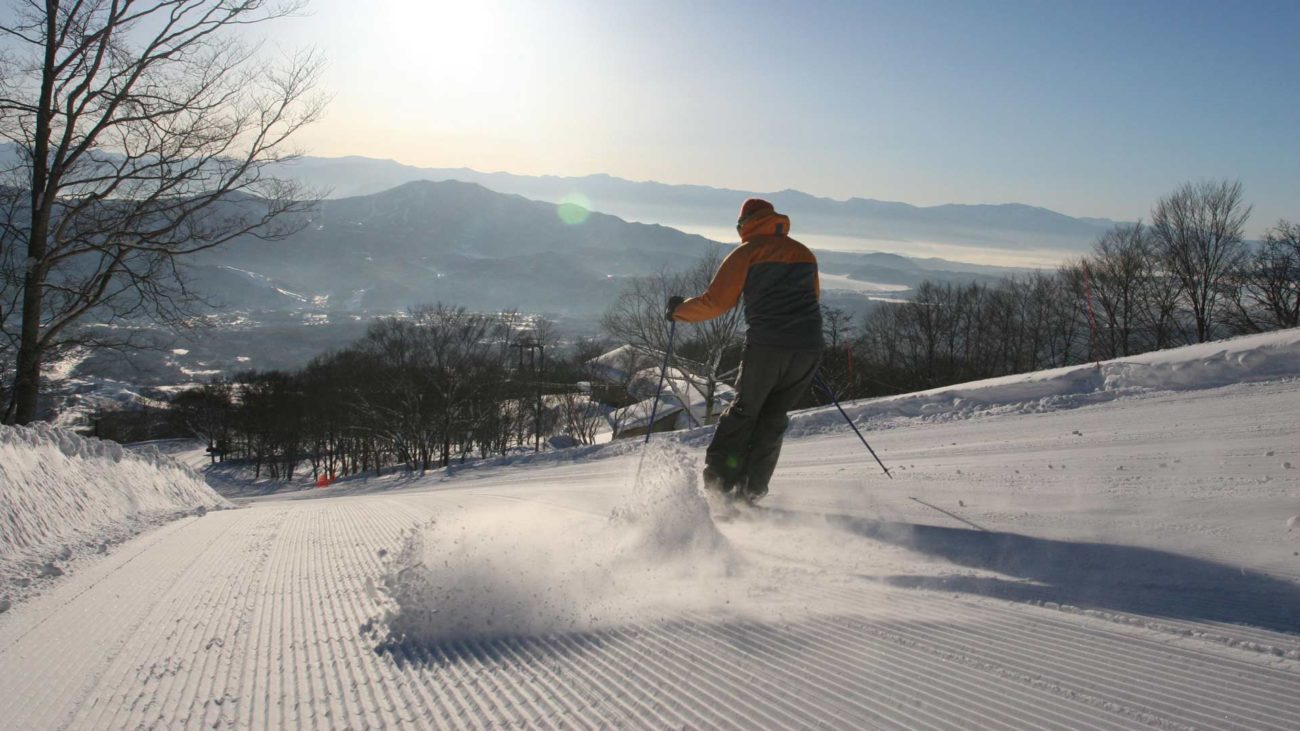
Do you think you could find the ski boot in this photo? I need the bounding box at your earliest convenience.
[702,466,747,518]
[702,465,741,496]
[738,484,768,506]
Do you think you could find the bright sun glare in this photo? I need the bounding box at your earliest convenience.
[378,0,523,111]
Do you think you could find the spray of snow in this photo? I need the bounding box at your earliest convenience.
[1,424,228,601]
[372,443,745,644]
[612,442,730,557]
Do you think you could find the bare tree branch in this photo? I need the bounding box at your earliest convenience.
[0,0,323,423]
[1150,180,1252,343]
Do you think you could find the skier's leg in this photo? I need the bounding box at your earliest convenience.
[743,412,789,500]
[705,345,784,490]
[743,349,821,498]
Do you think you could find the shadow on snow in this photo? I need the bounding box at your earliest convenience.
[781,508,1300,635]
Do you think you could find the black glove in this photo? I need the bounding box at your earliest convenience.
[665,295,685,321]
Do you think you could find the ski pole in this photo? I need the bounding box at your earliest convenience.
[644,320,677,444]
[814,372,892,479]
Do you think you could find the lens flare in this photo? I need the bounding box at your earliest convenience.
[557,193,592,225]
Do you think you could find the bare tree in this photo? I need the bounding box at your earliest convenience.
[1132,255,1186,351]
[601,267,678,356]
[0,186,23,409]
[410,304,498,467]
[171,377,232,461]
[0,0,325,423]
[822,305,854,349]
[1150,180,1252,343]
[1228,220,1300,332]
[1043,265,1085,367]
[1087,223,1150,358]
[677,247,745,421]
[819,304,854,393]
[601,247,744,423]
[556,389,604,446]
[350,318,432,472]
[570,335,609,375]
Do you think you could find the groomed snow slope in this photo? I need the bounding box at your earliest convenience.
[0,424,229,604]
[787,327,1300,434]
[1,331,1298,729]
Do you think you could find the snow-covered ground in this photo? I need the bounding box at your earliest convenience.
[0,425,229,608]
[1,332,1298,728]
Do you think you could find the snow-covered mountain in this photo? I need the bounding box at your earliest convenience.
[3,330,1298,727]
[184,179,723,316]
[185,179,1025,319]
[277,153,1118,256]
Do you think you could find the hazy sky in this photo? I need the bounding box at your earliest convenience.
[278,0,1297,231]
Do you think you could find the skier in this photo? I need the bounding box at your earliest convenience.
[666,198,823,503]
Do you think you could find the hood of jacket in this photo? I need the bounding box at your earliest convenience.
[739,210,792,242]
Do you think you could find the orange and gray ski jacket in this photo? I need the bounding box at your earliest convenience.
[672,210,824,350]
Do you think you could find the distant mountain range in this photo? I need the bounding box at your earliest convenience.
[188,180,723,316]
[186,180,1029,320]
[0,141,1116,260]
[0,136,1038,317]
[275,154,1119,258]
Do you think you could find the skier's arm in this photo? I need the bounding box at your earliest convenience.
[672,247,750,322]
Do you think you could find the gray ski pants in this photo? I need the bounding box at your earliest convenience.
[706,343,822,494]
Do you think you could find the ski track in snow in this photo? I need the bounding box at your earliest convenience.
[3,381,1300,728]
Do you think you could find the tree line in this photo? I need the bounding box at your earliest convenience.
[826,181,1297,399]
[172,305,614,482]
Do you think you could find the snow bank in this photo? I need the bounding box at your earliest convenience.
[371,443,741,644]
[0,424,228,600]
[790,328,1300,434]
